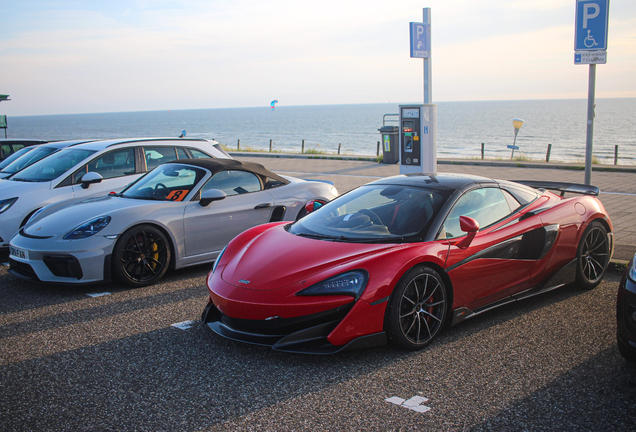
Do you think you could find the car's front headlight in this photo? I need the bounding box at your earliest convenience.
[297,270,368,300]
[212,246,227,274]
[64,216,111,240]
[629,254,636,283]
[0,197,18,215]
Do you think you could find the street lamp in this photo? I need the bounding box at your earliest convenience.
[510,118,524,160]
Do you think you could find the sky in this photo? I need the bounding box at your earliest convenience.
[1,0,635,116]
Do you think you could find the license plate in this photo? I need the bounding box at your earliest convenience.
[9,246,29,260]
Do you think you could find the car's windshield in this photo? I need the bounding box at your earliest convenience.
[289,184,448,242]
[121,164,206,201]
[0,146,36,170]
[0,146,59,174]
[12,148,96,182]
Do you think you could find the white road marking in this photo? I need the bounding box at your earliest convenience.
[86,292,111,298]
[172,320,196,330]
[1,262,9,267]
[385,395,431,413]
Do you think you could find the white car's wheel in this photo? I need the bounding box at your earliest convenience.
[113,224,171,287]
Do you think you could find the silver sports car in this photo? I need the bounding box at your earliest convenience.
[9,158,338,287]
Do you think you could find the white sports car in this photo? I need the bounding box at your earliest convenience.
[9,158,338,287]
[0,137,229,252]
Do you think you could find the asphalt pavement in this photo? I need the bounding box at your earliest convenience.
[1,154,636,431]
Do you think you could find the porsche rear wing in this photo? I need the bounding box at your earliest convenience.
[513,180,600,197]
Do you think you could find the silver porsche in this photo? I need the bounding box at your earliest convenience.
[8,158,338,287]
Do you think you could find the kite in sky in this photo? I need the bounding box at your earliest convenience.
[270,100,278,111]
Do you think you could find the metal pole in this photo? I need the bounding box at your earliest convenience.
[237,139,240,150]
[338,143,341,155]
[614,145,618,165]
[481,143,484,160]
[423,8,432,104]
[584,64,596,185]
[269,139,273,152]
[546,144,552,162]
[302,140,305,154]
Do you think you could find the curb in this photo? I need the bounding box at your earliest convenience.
[229,152,636,173]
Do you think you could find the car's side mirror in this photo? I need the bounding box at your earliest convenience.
[457,216,479,249]
[304,199,327,214]
[80,172,103,189]
[200,189,226,207]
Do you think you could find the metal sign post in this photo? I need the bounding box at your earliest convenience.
[404,8,436,174]
[0,95,9,139]
[574,0,609,185]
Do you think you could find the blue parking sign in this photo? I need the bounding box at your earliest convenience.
[575,0,609,51]
[410,22,430,58]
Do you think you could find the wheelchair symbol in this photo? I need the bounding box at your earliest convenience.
[584,30,598,48]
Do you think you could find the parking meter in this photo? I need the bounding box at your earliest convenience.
[399,104,437,174]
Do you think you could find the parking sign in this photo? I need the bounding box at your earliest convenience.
[575,0,609,51]
[410,22,430,58]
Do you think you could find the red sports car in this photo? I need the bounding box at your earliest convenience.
[203,173,613,354]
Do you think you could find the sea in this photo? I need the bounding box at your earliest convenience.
[6,98,636,165]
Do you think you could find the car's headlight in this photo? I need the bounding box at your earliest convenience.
[64,216,111,240]
[297,270,368,300]
[212,246,227,273]
[629,254,636,283]
[0,197,18,215]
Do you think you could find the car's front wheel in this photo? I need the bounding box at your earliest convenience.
[575,220,610,289]
[385,266,447,350]
[112,224,171,287]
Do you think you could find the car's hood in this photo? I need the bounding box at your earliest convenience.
[0,178,50,197]
[221,225,396,291]
[22,195,174,238]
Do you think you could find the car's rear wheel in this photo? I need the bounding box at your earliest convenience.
[112,224,171,287]
[385,266,447,350]
[575,220,609,289]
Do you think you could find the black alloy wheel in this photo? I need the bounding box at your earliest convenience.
[113,224,171,287]
[575,220,609,289]
[386,266,447,350]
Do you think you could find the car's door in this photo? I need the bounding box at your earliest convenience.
[70,148,140,198]
[442,186,544,311]
[183,170,274,257]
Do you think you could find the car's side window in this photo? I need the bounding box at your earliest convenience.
[442,188,512,239]
[502,189,521,213]
[1,144,10,159]
[144,146,177,171]
[176,147,189,160]
[72,148,136,184]
[201,170,262,196]
[189,149,211,159]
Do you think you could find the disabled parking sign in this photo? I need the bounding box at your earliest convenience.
[575,0,609,51]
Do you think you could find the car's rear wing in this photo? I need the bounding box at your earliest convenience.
[512,180,600,197]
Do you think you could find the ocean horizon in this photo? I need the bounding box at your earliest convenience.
[5,98,636,165]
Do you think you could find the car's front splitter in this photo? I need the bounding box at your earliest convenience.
[201,301,386,354]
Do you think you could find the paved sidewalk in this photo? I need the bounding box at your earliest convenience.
[234,153,636,262]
